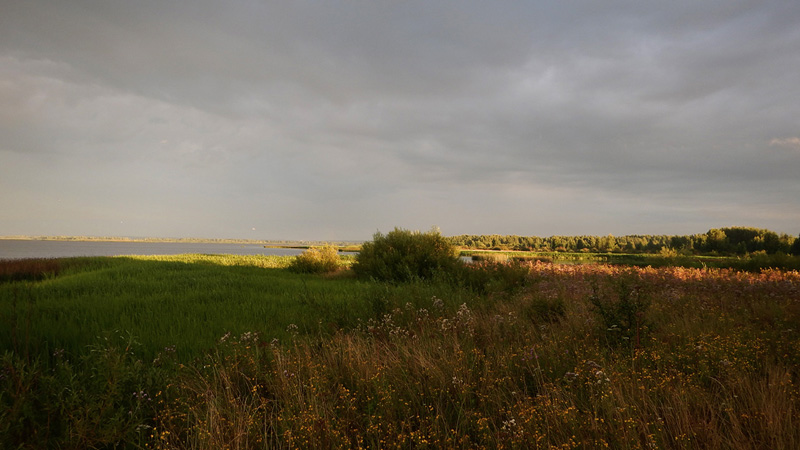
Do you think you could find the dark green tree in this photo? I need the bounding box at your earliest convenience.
[705,229,730,253]
[791,234,800,256]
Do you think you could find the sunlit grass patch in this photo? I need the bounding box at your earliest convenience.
[126,253,296,268]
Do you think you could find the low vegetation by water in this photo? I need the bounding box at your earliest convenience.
[1,231,799,449]
[0,257,65,282]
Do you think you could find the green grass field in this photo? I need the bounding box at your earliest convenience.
[1,254,373,360]
[2,255,799,449]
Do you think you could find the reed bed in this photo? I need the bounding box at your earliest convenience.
[0,258,64,282]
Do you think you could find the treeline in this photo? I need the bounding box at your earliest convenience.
[448,227,800,256]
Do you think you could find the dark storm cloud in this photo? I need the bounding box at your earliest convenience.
[1,1,798,239]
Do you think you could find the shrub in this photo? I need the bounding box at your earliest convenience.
[589,273,651,349]
[288,246,340,274]
[352,228,459,282]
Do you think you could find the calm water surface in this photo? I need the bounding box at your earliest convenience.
[0,240,306,259]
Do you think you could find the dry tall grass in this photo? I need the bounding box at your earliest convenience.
[150,263,800,449]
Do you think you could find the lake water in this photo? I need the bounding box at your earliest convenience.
[0,239,307,259]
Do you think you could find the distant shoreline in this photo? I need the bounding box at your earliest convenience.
[0,236,362,247]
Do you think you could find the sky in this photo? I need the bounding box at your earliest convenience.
[1,1,799,241]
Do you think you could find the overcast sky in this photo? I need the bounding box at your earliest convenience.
[2,1,799,241]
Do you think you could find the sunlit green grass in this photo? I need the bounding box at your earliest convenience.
[0,254,367,360]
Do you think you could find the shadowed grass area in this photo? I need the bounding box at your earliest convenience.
[0,258,65,282]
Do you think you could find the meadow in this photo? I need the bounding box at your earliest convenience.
[1,254,799,449]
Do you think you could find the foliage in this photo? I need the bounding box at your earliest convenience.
[1,331,169,449]
[353,227,460,282]
[449,226,797,256]
[792,234,800,256]
[589,271,652,349]
[288,246,341,274]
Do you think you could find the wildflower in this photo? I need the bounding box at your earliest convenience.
[456,303,471,318]
[586,360,602,370]
[133,390,151,401]
[594,370,610,383]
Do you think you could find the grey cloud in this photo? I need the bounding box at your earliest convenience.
[2,1,799,239]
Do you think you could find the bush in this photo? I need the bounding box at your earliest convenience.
[289,246,341,274]
[589,273,651,349]
[353,228,459,282]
